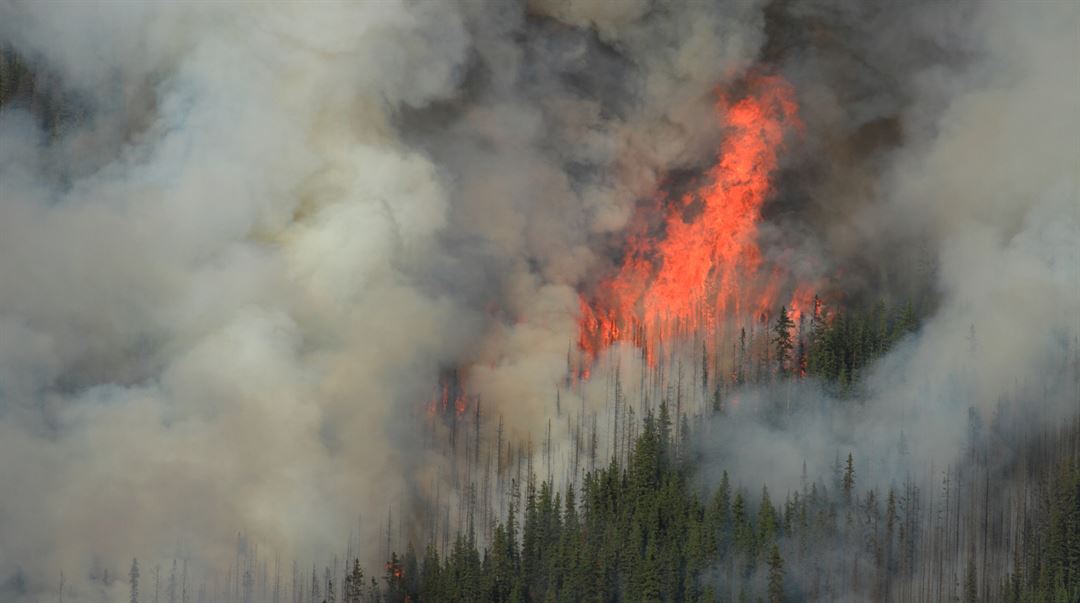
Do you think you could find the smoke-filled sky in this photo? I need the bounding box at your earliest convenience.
[0,1,1077,601]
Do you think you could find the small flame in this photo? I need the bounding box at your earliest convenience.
[426,369,470,420]
[385,561,403,580]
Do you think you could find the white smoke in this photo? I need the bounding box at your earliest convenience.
[696,0,1080,499]
[0,0,1076,601]
[0,1,475,599]
[0,0,775,599]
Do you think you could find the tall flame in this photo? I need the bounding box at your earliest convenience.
[579,75,802,367]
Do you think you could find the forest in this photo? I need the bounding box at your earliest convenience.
[384,305,1080,602]
[112,303,1080,602]
[1,2,1078,602]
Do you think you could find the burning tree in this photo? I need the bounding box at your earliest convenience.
[578,74,805,371]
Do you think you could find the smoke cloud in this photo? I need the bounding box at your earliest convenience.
[695,0,1079,504]
[0,0,1076,601]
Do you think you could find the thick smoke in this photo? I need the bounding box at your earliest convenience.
[0,0,771,599]
[696,0,1079,503]
[0,1,479,599]
[0,0,1076,601]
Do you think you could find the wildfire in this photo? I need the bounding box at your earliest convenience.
[385,560,404,580]
[578,74,804,368]
[426,368,470,419]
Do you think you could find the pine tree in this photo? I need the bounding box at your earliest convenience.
[388,373,1078,603]
[767,544,785,603]
[130,558,140,603]
[758,486,779,549]
[368,577,380,603]
[710,471,733,559]
[639,539,662,602]
[419,547,440,603]
[343,560,363,603]
[842,453,856,505]
[384,552,404,603]
[832,451,844,492]
[773,306,795,376]
[732,491,756,568]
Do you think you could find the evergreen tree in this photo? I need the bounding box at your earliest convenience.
[767,544,785,603]
[773,306,795,376]
[343,559,363,603]
[842,453,855,505]
[380,344,1080,603]
[368,577,380,603]
[758,486,779,549]
[418,547,439,603]
[732,490,756,569]
[129,558,140,603]
[383,552,404,603]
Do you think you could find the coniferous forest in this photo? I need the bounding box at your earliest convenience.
[374,306,1080,603]
[2,3,1079,603]
[105,303,1079,603]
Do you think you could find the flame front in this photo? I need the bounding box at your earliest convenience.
[579,75,802,367]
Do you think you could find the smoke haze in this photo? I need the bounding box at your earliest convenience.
[0,1,1076,601]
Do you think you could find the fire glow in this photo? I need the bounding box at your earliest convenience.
[427,368,470,419]
[578,75,805,370]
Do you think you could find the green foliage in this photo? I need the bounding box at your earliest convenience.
[398,404,874,601]
[804,300,921,392]
[767,544,784,603]
[772,306,795,377]
[391,414,1080,602]
[1002,459,1080,602]
[379,302,1080,602]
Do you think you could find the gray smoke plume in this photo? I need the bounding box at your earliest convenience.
[0,0,772,599]
[0,2,477,600]
[688,0,1080,571]
[0,0,1076,601]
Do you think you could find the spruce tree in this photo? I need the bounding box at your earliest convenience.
[773,306,795,376]
[758,486,779,549]
[343,559,363,603]
[767,544,785,603]
[842,453,856,506]
[129,558,140,603]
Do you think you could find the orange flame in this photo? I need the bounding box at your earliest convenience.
[426,369,470,420]
[385,560,403,579]
[579,74,802,367]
